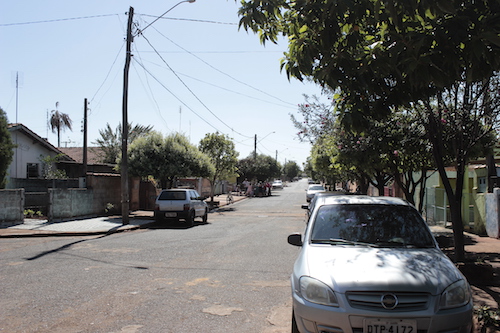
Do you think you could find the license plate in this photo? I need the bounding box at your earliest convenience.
[363,318,416,333]
[164,212,177,217]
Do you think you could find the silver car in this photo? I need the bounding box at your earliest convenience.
[288,195,473,333]
[305,184,326,202]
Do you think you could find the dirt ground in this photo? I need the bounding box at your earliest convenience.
[435,230,500,332]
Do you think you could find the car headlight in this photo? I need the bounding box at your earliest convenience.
[439,279,471,310]
[299,276,338,307]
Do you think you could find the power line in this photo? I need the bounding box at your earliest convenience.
[140,33,253,139]
[0,14,120,26]
[134,59,221,132]
[132,47,171,132]
[90,42,125,105]
[152,26,297,108]
[138,57,294,110]
[137,14,237,26]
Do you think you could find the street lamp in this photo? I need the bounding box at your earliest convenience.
[121,0,195,225]
[138,0,196,35]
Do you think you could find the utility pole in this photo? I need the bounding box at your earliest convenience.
[83,98,88,178]
[254,134,257,159]
[121,7,134,225]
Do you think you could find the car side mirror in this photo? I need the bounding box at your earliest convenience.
[288,233,303,247]
[301,204,309,210]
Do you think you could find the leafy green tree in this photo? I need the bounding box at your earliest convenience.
[309,140,341,187]
[128,132,214,189]
[93,122,153,164]
[39,154,68,179]
[283,160,301,181]
[239,0,500,261]
[237,154,280,182]
[49,102,72,148]
[0,107,15,188]
[199,132,239,202]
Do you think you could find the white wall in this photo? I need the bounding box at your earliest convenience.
[9,131,59,179]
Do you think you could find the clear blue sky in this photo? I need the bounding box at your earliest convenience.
[1,0,323,166]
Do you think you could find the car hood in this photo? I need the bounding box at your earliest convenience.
[303,245,463,295]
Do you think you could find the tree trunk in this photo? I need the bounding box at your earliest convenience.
[209,175,217,202]
[424,100,466,262]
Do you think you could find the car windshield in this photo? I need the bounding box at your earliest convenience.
[158,191,186,200]
[309,185,324,191]
[310,204,435,248]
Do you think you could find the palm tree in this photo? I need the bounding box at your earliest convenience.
[49,102,72,147]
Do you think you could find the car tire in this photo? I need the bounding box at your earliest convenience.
[202,208,208,223]
[154,212,163,224]
[291,309,300,333]
[185,211,194,227]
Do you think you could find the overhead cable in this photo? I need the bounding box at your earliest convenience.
[141,33,253,139]
[152,27,297,107]
[0,14,119,26]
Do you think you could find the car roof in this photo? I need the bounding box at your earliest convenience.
[161,189,193,192]
[315,195,411,207]
[314,191,344,197]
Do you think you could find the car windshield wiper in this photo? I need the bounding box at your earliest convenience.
[311,238,377,247]
[373,240,434,248]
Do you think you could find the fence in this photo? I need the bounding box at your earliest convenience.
[424,187,475,228]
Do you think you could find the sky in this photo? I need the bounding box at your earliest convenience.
[0,0,324,166]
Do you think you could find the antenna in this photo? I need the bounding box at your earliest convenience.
[179,106,182,132]
[12,71,23,123]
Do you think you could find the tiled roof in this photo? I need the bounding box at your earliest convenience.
[58,147,111,165]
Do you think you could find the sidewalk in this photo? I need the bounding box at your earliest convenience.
[0,193,247,238]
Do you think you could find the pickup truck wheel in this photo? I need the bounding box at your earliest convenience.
[154,212,163,224]
[185,211,194,227]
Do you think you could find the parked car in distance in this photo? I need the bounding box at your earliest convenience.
[288,195,473,333]
[305,184,326,202]
[301,191,344,218]
[154,189,208,227]
[272,180,284,189]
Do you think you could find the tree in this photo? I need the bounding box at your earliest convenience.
[283,160,301,181]
[239,0,500,261]
[127,132,214,189]
[93,122,153,164]
[49,102,72,148]
[237,154,280,182]
[39,154,68,179]
[0,107,15,188]
[199,132,239,202]
[416,79,499,258]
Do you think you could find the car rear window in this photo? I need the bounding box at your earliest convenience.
[158,191,186,200]
[309,185,324,191]
[311,204,435,247]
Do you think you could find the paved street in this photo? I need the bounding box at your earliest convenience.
[1,180,499,332]
[0,181,306,333]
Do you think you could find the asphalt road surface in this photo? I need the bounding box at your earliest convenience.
[0,179,309,333]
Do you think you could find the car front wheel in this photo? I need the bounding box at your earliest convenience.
[291,310,300,333]
[202,208,208,223]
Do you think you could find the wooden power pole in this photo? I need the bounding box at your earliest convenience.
[83,98,88,178]
[121,7,134,225]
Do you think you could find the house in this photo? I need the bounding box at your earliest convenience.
[415,144,500,235]
[6,123,74,188]
[57,146,118,178]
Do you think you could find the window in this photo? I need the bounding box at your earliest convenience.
[27,163,39,178]
[311,204,435,247]
[478,177,487,193]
